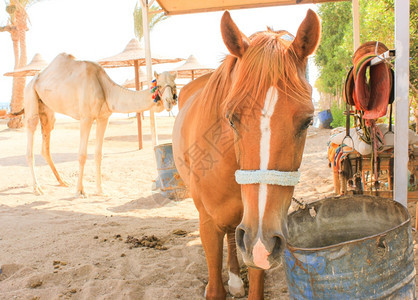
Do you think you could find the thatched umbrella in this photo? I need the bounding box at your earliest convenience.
[122,68,147,89]
[172,55,214,80]
[4,53,48,77]
[123,68,187,89]
[97,38,183,149]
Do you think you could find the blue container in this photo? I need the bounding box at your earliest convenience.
[154,143,188,200]
[284,195,415,299]
[318,109,333,129]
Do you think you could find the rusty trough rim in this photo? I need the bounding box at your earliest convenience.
[286,195,411,252]
[154,142,173,150]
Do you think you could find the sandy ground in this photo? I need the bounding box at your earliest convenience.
[0,116,416,300]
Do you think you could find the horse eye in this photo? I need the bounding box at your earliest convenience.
[302,118,313,130]
[226,112,240,131]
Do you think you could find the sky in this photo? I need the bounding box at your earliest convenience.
[0,0,319,112]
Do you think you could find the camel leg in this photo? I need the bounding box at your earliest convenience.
[24,80,44,195]
[76,117,94,198]
[200,214,227,300]
[38,101,68,187]
[94,117,109,195]
[26,113,42,195]
[248,267,265,300]
[226,232,245,297]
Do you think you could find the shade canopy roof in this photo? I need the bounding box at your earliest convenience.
[97,38,183,68]
[4,53,48,77]
[155,0,345,15]
[172,55,214,79]
[122,68,148,88]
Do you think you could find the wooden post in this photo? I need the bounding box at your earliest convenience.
[394,0,410,208]
[141,0,158,147]
[134,60,143,150]
[352,0,360,52]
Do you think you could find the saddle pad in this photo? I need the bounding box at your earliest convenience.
[353,55,392,119]
[343,41,394,118]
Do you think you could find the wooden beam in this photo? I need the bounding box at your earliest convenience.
[156,0,347,15]
[141,0,158,147]
[352,0,360,52]
[134,60,143,150]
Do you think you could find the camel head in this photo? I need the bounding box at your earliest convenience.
[153,71,177,112]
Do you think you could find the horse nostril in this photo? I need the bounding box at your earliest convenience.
[271,235,285,259]
[235,226,246,253]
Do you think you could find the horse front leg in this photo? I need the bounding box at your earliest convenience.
[226,231,245,297]
[200,214,227,300]
[248,267,265,300]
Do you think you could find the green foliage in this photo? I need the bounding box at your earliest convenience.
[315,0,417,100]
[133,2,168,42]
[330,103,350,129]
[410,0,418,102]
[360,1,394,47]
[315,2,353,95]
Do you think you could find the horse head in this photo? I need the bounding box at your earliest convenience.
[221,10,321,270]
[153,71,177,112]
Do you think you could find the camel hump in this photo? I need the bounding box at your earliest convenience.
[50,53,77,64]
[58,52,76,60]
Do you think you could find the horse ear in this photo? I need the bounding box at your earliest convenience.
[291,9,321,60]
[154,71,159,79]
[221,11,249,58]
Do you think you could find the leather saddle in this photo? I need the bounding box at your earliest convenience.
[343,41,394,120]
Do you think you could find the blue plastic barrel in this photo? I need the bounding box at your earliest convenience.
[318,109,333,128]
[154,143,188,200]
[284,195,415,299]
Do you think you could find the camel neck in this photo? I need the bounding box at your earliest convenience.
[105,86,154,113]
[97,68,154,113]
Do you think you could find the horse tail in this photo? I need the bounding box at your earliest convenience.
[0,108,24,119]
[11,108,25,116]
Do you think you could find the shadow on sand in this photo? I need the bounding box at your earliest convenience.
[0,153,94,167]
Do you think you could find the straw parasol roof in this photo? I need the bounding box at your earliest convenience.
[97,38,183,68]
[122,68,147,89]
[97,38,183,150]
[172,54,214,80]
[4,53,48,77]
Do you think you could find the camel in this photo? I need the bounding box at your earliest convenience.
[24,53,177,197]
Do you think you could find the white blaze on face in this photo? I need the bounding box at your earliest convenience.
[253,86,279,268]
[258,86,279,231]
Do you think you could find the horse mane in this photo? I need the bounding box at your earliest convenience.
[199,55,238,117]
[200,30,310,119]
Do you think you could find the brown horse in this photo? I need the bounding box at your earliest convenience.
[172,10,320,299]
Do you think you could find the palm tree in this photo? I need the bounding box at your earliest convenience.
[0,0,39,128]
[133,2,168,42]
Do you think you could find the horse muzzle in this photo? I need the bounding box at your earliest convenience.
[236,224,286,270]
[234,169,299,269]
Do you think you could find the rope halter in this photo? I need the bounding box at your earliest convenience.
[235,170,300,186]
[151,79,177,104]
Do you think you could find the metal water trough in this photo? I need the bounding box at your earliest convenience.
[154,143,188,200]
[284,195,416,299]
